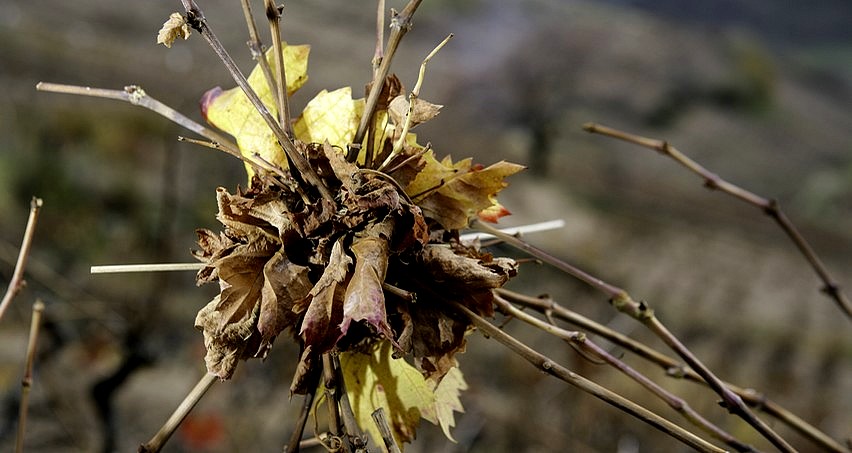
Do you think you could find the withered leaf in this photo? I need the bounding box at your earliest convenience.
[193,229,237,284]
[300,238,351,350]
[405,152,524,230]
[258,249,312,353]
[195,295,260,379]
[215,187,282,241]
[340,219,395,340]
[213,238,278,330]
[290,345,317,395]
[419,244,516,291]
[157,12,190,48]
[395,298,468,382]
[388,95,443,128]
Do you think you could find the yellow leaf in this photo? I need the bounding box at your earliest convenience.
[341,340,436,451]
[293,87,363,150]
[421,367,468,442]
[157,12,190,48]
[405,151,524,230]
[204,42,310,174]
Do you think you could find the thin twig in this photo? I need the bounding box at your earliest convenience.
[473,219,796,452]
[36,83,237,151]
[379,33,453,171]
[332,354,367,450]
[176,136,245,161]
[16,299,45,453]
[372,0,386,77]
[371,408,403,453]
[240,0,279,115]
[583,122,852,320]
[459,219,566,243]
[451,300,727,453]
[497,288,850,453]
[263,0,292,135]
[179,0,333,202]
[138,372,217,453]
[321,354,347,452]
[0,197,43,323]
[37,83,277,179]
[493,293,756,452]
[348,0,424,162]
[90,263,204,274]
[285,375,319,453]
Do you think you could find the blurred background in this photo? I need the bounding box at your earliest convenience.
[1,0,850,451]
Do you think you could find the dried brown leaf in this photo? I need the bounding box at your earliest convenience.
[157,12,190,48]
[419,245,515,291]
[388,95,443,128]
[258,249,312,353]
[300,238,351,350]
[195,295,260,379]
[340,219,395,339]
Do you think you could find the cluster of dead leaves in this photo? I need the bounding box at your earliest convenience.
[187,39,522,449]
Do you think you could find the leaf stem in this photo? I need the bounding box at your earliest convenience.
[583,122,852,320]
[473,219,796,452]
[239,0,279,114]
[349,0,424,162]
[284,375,318,453]
[0,197,43,323]
[138,372,217,453]
[263,0,293,136]
[452,300,727,453]
[379,33,453,171]
[371,408,403,453]
[15,300,45,453]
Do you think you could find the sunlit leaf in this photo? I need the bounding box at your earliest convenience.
[202,42,310,173]
[421,366,468,442]
[405,152,524,230]
[292,87,363,149]
[341,340,436,450]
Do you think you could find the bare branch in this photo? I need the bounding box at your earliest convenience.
[497,288,850,453]
[473,220,796,452]
[452,300,727,453]
[493,293,755,452]
[583,122,852,320]
[371,408,403,453]
[372,0,386,76]
[138,372,217,453]
[16,300,45,453]
[348,0,424,162]
[0,197,43,323]
[37,83,237,150]
[263,0,293,135]
[284,371,319,453]
[240,0,279,114]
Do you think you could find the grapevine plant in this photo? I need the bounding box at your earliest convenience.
[26,1,851,452]
[163,1,521,450]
